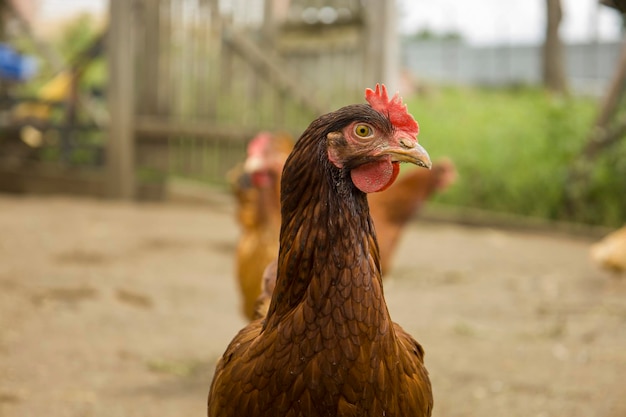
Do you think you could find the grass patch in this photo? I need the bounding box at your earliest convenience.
[406,86,625,227]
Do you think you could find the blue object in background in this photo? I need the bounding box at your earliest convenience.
[0,43,38,81]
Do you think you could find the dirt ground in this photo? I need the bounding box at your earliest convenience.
[0,192,625,417]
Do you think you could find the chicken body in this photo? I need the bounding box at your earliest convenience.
[231,171,281,319]
[208,93,433,416]
[591,225,626,273]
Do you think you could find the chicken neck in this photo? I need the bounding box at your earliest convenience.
[264,125,392,338]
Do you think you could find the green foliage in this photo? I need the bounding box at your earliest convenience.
[3,14,107,172]
[56,13,105,90]
[578,138,626,226]
[11,13,105,95]
[57,14,98,61]
[406,86,625,227]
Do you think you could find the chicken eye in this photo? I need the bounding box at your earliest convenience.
[354,124,372,138]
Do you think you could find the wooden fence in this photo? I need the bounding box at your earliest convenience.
[107,0,397,199]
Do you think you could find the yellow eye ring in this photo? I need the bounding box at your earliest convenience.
[354,124,372,138]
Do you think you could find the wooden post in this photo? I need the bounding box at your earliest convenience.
[365,1,398,91]
[137,0,161,115]
[107,0,136,199]
[542,0,568,94]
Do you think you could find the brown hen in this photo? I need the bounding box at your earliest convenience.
[233,133,454,319]
[208,85,433,417]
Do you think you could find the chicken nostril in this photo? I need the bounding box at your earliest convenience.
[399,138,416,149]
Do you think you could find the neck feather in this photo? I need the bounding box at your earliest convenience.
[264,130,388,330]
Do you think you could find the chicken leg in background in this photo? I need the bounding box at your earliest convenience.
[228,132,294,320]
[209,84,433,417]
[590,225,626,273]
[252,258,278,320]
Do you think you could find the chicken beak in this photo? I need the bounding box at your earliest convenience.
[386,141,432,170]
[244,155,264,173]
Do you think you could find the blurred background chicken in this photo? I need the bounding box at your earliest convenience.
[228,131,294,319]
[231,130,456,320]
[590,225,626,273]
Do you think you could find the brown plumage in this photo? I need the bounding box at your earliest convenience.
[208,85,433,417]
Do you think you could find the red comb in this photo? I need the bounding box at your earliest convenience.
[247,132,272,156]
[365,84,419,136]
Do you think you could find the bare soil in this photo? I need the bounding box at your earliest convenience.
[0,193,624,417]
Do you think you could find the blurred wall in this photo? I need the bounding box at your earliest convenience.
[403,39,620,96]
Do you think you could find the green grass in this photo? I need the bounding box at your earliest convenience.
[405,86,626,227]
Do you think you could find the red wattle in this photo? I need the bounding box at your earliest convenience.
[350,159,400,193]
[251,171,272,187]
[379,162,400,191]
